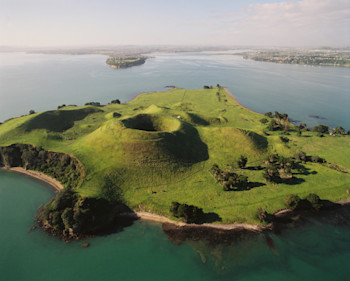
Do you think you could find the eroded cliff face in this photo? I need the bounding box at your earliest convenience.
[0,143,84,189]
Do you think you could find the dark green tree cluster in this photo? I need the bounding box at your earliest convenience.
[312,124,329,134]
[38,188,126,236]
[0,144,83,189]
[334,126,346,135]
[238,155,248,169]
[293,151,325,164]
[84,102,101,106]
[262,154,295,183]
[170,202,205,224]
[210,164,248,191]
[110,99,121,104]
[265,111,290,132]
[284,193,323,211]
[256,207,273,223]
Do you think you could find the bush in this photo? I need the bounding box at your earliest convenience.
[311,155,324,163]
[280,136,289,143]
[284,194,302,210]
[294,151,307,163]
[238,155,248,169]
[305,193,322,210]
[61,208,74,229]
[260,118,268,124]
[256,207,273,223]
[110,99,121,104]
[264,112,273,118]
[170,202,205,224]
[312,125,329,134]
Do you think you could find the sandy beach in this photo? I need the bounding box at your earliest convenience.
[135,211,267,232]
[2,167,64,191]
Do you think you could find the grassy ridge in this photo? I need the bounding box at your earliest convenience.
[1,87,349,224]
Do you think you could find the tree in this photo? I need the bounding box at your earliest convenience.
[260,118,268,124]
[294,151,307,163]
[299,123,308,131]
[238,155,247,169]
[334,126,346,135]
[284,194,301,210]
[110,99,121,104]
[306,193,322,210]
[312,125,329,134]
[269,119,277,131]
[29,109,36,115]
[264,112,273,118]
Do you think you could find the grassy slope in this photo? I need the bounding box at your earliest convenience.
[0,88,349,224]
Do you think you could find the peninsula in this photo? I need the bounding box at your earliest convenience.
[0,87,349,239]
[239,49,350,67]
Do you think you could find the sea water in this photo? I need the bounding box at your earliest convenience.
[1,170,350,281]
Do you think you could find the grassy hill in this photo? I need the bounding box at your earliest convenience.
[1,87,349,224]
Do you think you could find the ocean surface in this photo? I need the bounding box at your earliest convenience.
[1,170,350,281]
[1,51,350,281]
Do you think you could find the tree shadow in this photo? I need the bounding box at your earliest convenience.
[280,177,305,185]
[227,182,265,191]
[293,163,317,176]
[203,212,222,223]
[246,166,263,171]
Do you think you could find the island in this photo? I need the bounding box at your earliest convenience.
[238,49,350,67]
[0,87,349,240]
[106,56,147,69]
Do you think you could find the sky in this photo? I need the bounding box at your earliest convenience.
[1,0,349,47]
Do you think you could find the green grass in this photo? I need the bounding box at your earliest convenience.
[1,87,350,224]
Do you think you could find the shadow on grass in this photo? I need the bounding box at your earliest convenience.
[203,212,222,223]
[246,166,264,171]
[280,177,306,185]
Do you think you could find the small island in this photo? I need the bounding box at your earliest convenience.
[0,87,349,240]
[106,56,147,69]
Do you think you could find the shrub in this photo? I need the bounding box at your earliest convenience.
[312,125,329,134]
[280,136,289,143]
[311,155,324,163]
[29,109,36,115]
[334,126,346,135]
[294,151,307,163]
[264,112,273,118]
[284,194,301,210]
[305,193,322,210]
[238,155,247,169]
[260,118,268,124]
[61,208,74,229]
[110,99,121,104]
[170,202,205,224]
[256,207,273,223]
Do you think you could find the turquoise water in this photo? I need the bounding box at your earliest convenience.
[0,51,349,129]
[1,51,350,280]
[1,170,350,281]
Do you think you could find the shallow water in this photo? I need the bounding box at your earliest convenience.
[1,170,350,281]
[0,51,349,129]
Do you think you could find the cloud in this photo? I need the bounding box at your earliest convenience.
[220,0,350,46]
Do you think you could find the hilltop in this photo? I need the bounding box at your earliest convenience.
[0,87,349,237]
